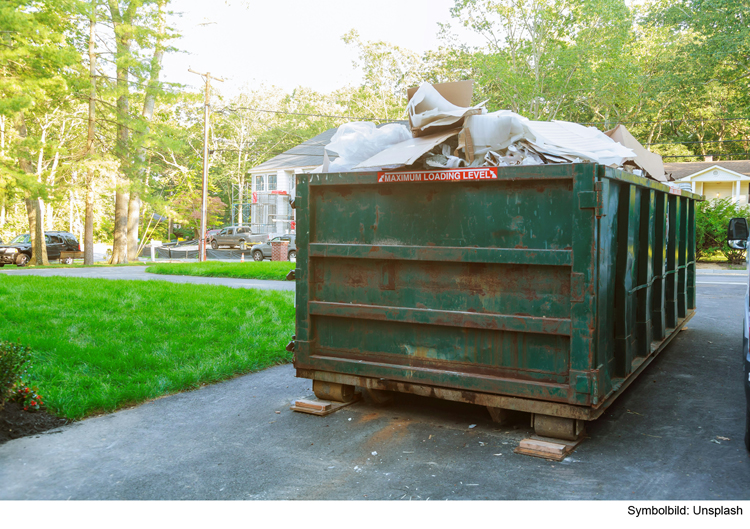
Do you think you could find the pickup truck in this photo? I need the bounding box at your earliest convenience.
[210,226,268,249]
[0,231,81,266]
[726,217,750,452]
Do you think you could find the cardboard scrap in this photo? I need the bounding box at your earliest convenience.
[354,130,460,170]
[605,124,666,182]
[406,80,486,138]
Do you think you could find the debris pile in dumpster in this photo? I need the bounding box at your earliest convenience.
[318,80,666,182]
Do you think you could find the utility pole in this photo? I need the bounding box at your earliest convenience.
[188,68,224,262]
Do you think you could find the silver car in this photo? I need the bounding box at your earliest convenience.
[251,235,296,261]
[210,226,267,249]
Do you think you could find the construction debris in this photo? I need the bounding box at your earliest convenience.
[320,80,666,181]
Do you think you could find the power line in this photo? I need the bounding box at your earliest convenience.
[662,152,750,159]
[219,106,404,123]
[647,139,749,146]
[582,117,750,126]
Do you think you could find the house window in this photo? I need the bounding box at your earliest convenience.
[267,174,277,191]
[255,174,265,192]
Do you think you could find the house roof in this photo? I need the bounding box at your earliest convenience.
[663,160,750,181]
[674,164,750,182]
[248,128,340,173]
[247,121,410,174]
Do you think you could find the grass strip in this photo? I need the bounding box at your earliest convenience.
[0,276,294,420]
[5,262,148,269]
[146,261,295,281]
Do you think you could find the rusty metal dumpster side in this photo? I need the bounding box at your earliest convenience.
[293,164,700,421]
[593,168,700,411]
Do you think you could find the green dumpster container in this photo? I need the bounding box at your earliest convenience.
[292,163,701,438]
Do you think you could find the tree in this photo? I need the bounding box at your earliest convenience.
[637,0,750,161]
[0,0,81,265]
[445,0,636,120]
[171,191,226,239]
[106,0,174,264]
[341,30,423,120]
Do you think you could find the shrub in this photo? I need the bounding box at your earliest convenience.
[695,198,750,264]
[0,341,32,410]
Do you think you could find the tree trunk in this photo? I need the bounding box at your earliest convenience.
[25,197,35,243]
[25,198,48,266]
[84,183,95,265]
[168,217,173,240]
[33,199,49,265]
[126,193,140,261]
[110,186,129,264]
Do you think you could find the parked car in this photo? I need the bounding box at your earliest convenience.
[205,229,221,245]
[251,234,296,261]
[210,226,267,250]
[726,217,750,452]
[0,231,81,267]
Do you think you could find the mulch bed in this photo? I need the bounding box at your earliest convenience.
[0,402,69,446]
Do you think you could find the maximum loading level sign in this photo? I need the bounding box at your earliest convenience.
[377,167,498,183]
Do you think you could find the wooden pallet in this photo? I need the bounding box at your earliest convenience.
[290,393,361,416]
[514,435,585,461]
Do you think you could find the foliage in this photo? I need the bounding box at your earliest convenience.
[146,261,296,281]
[170,192,227,238]
[0,341,32,409]
[695,198,750,263]
[445,0,635,120]
[0,276,294,419]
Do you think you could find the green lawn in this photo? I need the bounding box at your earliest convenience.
[0,276,294,419]
[146,261,295,281]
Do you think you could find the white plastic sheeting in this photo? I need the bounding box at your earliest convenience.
[322,122,411,172]
[459,110,635,167]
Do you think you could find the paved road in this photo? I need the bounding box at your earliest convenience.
[0,274,748,500]
[695,269,747,287]
[0,265,295,291]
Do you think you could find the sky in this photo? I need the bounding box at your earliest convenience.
[162,0,484,97]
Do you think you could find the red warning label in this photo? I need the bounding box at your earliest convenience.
[377,167,498,183]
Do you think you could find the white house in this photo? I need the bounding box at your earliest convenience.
[245,128,339,235]
[666,159,750,204]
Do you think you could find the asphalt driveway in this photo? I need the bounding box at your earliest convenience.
[0,272,748,500]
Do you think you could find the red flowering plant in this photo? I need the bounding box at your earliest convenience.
[13,384,44,412]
